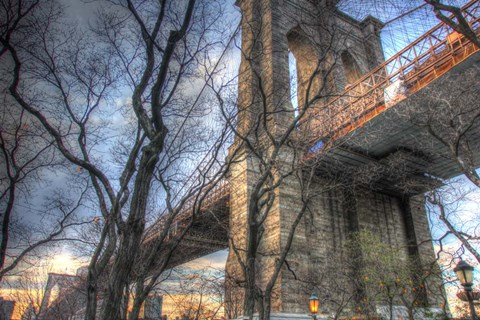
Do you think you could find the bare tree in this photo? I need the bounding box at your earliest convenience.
[0,99,96,281]
[409,67,480,189]
[3,1,478,320]
[1,0,235,319]
[3,266,46,320]
[1,3,93,280]
[159,267,225,319]
[424,0,480,48]
[426,184,480,263]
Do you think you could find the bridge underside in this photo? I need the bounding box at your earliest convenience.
[143,195,229,272]
[166,196,229,267]
[317,52,480,195]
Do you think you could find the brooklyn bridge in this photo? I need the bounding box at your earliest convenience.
[139,1,480,319]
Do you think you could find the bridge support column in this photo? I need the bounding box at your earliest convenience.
[225,144,313,318]
[401,194,446,307]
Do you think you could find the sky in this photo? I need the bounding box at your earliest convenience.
[1,0,479,318]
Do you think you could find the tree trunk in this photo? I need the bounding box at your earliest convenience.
[389,297,394,320]
[0,183,16,280]
[101,146,159,320]
[244,222,259,319]
[129,280,146,320]
[84,269,98,320]
[121,286,130,320]
[129,299,142,320]
[261,294,271,320]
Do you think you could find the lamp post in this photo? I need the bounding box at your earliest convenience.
[454,259,478,320]
[309,292,319,320]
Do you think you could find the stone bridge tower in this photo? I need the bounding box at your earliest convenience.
[225,0,443,319]
[233,0,384,139]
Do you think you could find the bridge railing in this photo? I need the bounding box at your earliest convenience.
[310,0,480,141]
[143,178,230,242]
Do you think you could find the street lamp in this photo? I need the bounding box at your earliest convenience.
[309,292,319,319]
[454,259,478,320]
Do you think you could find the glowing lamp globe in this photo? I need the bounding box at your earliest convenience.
[454,259,474,286]
[309,292,319,314]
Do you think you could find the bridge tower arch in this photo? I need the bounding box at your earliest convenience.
[226,0,444,319]
[341,50,364,85]
[287,26,323,114]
